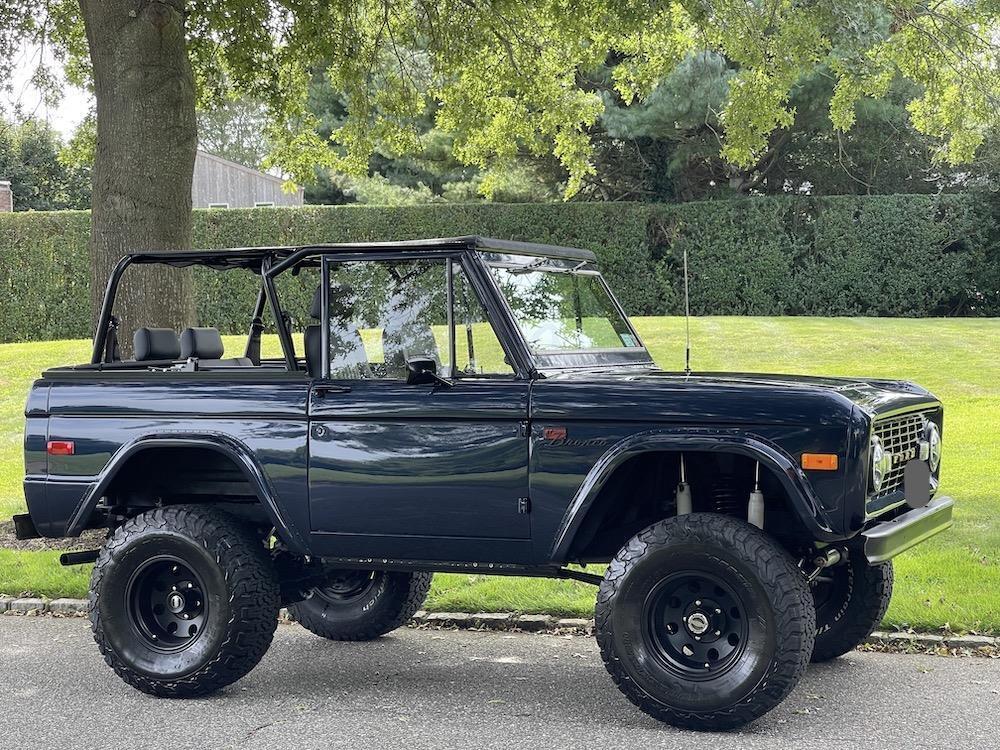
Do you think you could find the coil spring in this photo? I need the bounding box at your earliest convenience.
[710,480,744,517]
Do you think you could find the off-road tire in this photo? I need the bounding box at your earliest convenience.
[596,513,816,731]
[89,505,280,698]
[289,570,432,641]
[811,554,893,663]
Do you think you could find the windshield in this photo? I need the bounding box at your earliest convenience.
[485,253,644,357]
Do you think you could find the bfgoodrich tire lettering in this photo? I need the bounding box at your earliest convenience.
[89,505,280,697]
[596,513,816,731]
[289,570,432,641]
[811,554,893,663]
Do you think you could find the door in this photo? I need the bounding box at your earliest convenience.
[306,253,532,563]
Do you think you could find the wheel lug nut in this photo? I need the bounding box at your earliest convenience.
[695,600,702,606]
[187,583,193,589]
[715,608,722,614]
[171,585,177,591]
[183,613,190,619]
[715,630,721,636]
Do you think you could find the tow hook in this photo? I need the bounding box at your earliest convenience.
[802,547,844,582]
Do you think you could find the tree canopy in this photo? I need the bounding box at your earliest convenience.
[0,117,90,210]
[3,1,999,200]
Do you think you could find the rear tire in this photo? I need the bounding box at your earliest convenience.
[596,513,816,731]
[89,505,280,698]
[289,570,431,641]
[811,554,893,663]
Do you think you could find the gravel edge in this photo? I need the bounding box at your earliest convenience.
[2,597,997,656]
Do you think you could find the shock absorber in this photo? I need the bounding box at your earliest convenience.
[747,461,765,528]
[675,454,692,515]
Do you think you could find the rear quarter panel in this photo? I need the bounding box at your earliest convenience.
[26,373,310,538]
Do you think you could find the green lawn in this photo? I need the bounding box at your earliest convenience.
[1,318,998,633]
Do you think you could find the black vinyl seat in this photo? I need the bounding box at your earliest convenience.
[305,286,371,378]
[180,327,252,367]
[304,290,323,378]
[381,287,440,378]
[133,328,181,362]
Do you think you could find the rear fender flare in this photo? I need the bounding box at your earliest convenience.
[548,428,838,562]
[66,433,307,553]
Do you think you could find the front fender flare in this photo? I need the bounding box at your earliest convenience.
[65,432,308,554]
[548,427,839,562]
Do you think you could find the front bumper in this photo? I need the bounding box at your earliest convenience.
[862,496,954,564]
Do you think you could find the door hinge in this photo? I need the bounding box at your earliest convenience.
[518,420,529,438]
[518,497,531,514]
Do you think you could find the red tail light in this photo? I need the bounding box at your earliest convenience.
[47,440,75,456]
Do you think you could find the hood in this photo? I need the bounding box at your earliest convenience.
[535,367,940,424]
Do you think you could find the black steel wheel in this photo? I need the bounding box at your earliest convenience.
[289,569,431,642]
[811,553,893,662]
[643,571,750,679]
[90,505,280,697]
[596,513,816,731]
[125,556,209,652]
[314,570,381,604]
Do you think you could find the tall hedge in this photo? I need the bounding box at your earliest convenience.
[652,194,996,317]
[1,196,997,343]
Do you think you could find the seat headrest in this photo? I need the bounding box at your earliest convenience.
[311,284,355,319]
[310,286,324,319]
[180,327,225,359]
[133,328,180,361]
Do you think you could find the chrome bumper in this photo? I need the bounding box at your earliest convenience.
[862,496,954,564]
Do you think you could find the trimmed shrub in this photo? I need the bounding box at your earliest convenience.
[0,196,996,344]
[0,210,92,342]
[651,194,996,317]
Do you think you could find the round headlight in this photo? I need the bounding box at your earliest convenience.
[871,435,886,492]
[927,421,942,473]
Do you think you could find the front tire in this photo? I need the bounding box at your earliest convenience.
[289,569,431,641]
[596,513,816,731]
[89,506,280,698]
[811,554,893,663]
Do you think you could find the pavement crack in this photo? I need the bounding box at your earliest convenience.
[240,720,276,746]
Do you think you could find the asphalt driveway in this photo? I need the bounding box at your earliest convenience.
[0,617,996,749]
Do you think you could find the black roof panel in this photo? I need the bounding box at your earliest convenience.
[123,236,597,272]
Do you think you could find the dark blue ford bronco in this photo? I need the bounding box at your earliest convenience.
[16,237,953,729]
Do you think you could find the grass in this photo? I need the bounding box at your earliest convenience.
[1,318,998,633]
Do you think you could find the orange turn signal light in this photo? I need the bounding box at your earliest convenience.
[801,453,838,471]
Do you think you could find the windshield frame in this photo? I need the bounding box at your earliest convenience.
[478,251,653,372]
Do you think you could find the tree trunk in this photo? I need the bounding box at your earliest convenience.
[81,0,197,352]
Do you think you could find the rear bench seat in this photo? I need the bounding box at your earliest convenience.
[133,327,181,361]
[180,327,253,367]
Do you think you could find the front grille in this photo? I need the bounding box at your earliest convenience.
[872,411,928,498]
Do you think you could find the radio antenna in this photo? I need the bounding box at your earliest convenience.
[683,247,692,376]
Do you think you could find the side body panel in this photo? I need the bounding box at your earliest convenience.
[528,375,862,562]
[25,374,311,542]
[307,379,532,563]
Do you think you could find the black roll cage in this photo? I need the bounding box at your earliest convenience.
[90,236,648,375]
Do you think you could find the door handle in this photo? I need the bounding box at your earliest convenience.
[313,383,351,397]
